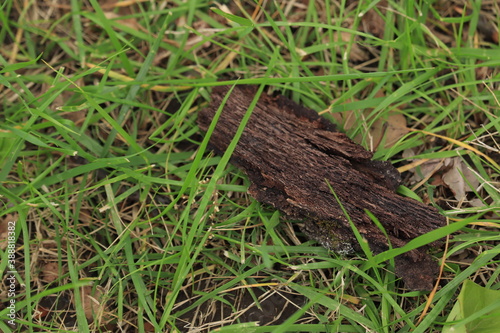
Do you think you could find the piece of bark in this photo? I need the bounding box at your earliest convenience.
[198,85,447,291]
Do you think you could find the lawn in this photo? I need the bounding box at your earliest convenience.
[1,0,499,332]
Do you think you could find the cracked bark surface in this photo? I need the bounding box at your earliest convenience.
[198,85,446,290]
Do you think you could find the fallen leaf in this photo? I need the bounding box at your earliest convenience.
[384,112,409,147]
[144,322,156,332]
[33,305,51,320]
[403,151,443,183]
[330,99,360,131]
[332,103,408,150]
[442,157,480,202]
[104,11,143,31]
[360,1,387,38]
[403,152,480,202]
[41,262,60,283]
[78,209,93,224]
[476,65,494,82]
[469,198,485,207]
[81,285,104,321]
[368,111,408,149]
[332,31,370,62]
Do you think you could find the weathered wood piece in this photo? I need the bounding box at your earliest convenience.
[198,85,446,290]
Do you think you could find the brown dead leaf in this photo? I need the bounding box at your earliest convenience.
[144,322,156,332]
[33,304,51,320]
[402,148,444,184]
[411,159,444,183]
[81,285,104,321]
[331,31,370,62]
[331,102,408,150]
[331,110,358,132]
[442,157,480,202]
[101,0,144,31]
[360,1,387,38]
[403,151,480,202]
[475,64,494,84]
[41,262,60,283]
[104,11,143,31]
[470,198,485,207]
[493,31,499,44]
[99,0,150,10]
[383,112,409,147]
[78,209,93,224]
[429,173,445,187]
[59,109,88,126]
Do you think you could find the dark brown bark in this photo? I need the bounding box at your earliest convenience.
[198,85,447,291]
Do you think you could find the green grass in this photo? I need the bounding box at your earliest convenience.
[1,0,499,332]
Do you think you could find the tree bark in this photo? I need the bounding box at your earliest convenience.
[198,85,446,291]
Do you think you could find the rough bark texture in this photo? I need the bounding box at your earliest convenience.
[198,85,447,291]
